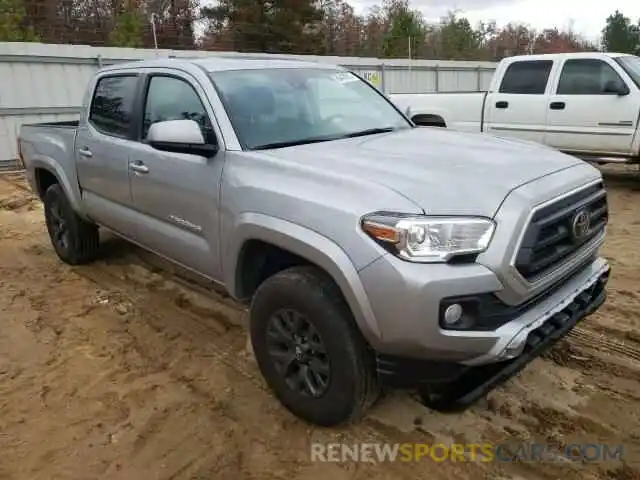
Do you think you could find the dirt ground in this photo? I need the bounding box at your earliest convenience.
[1,166,639,480]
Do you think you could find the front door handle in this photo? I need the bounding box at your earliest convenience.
[78,148,93,158]
[129,162,149,174]
[495,101,509,109]
[550,102,566,110]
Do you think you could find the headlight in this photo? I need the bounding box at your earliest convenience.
[361,212,496,263]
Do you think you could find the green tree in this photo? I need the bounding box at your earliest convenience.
[601,10,640,54]
[0,0,38,42]
[203,0,324,53]
[437,12,482,59]
[109,10,145,48]
[382,0,425,58]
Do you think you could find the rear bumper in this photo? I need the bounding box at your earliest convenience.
[376,265,609,410]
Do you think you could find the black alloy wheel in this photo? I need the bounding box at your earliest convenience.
[46,194,70,252]
[266,308,331,397]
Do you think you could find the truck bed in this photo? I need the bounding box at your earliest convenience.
[19,121,81,200]
[389,92,487,132]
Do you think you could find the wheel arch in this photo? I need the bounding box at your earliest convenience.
[30,156,86,217]
[225,213,383,344]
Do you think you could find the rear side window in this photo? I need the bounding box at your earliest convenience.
[557,59,625,94]
[499,60,553,94]
[89,75,138,137]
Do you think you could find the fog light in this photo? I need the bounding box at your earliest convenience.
[443,303,463,325]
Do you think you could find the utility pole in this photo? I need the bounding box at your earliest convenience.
[151,12,159,51]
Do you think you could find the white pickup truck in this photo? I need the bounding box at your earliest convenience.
[390,52,640,164]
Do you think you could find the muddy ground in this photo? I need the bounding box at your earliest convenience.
[0,166,639,480]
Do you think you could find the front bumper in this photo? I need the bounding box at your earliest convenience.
[373,264,609,409]
[359,241,609,359]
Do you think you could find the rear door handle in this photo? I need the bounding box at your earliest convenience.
[495,101,509,109]
[78,148,93,158]
[550,102,565,110]
[129,162,149,174]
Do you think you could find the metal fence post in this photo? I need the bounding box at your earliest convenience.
[96,54,103,68]
[434,65,439,92]
[476,66,482,91]
[380,63,386,94]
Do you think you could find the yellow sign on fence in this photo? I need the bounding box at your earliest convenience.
[360,71,382,89]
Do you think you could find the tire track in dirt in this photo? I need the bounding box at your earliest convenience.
[16,238,490,480]
[62,249,640,480]
[569,328,640,364]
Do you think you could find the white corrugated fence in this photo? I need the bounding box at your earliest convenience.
[0,42,498,166]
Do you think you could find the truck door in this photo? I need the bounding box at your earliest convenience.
[484,59,553,144]
[75,73,140,236]
[127,71,226,281]
[544,58,638,156]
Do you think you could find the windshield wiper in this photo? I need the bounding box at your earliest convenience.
[341,127,397,138]
[252,136,339,150]
[251,127,398,150]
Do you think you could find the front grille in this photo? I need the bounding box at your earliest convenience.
[515,182,608,281]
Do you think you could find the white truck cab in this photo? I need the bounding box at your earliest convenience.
[391,52,640,164]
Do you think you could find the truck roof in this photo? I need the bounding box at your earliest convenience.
[99,56,343,74]
[504,51,635,62]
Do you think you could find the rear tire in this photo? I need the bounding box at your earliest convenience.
[43,184,99,265]
[250,266,380,426]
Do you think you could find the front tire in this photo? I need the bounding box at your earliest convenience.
[43,184,99,265]
[250,266,380,426]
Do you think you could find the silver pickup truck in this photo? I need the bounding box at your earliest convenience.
[18,57,610,426]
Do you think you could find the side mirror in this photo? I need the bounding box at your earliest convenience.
[603,80,629,96]
[147,119,218,156]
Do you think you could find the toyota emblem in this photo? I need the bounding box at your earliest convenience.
[571,209,591,241]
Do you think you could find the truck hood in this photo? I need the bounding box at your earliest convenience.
[257,127,584,217]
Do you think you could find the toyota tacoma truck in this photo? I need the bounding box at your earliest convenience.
[390,52,640,164]
[18,57,610,426]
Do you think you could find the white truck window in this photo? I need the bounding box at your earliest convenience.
[557,59,626,95]
[614,56,640,88]
[89,75,138,137]
[498,60,553,95]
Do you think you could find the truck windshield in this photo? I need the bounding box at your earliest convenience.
[614,55,640,89]
[209,68,412,150]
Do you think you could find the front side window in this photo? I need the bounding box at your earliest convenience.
[499,60,553,94]
[557,59,626,95]
[89,75,138,137]
[209,68,412,150]
[142,75,216,144]
[614,55,640,89]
